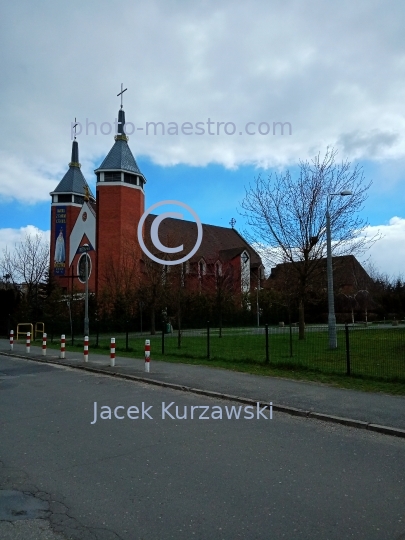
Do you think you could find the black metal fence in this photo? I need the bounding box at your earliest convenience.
[154,322,405,381]
[5,319,405,382]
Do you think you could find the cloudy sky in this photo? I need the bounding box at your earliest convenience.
[0,0,404,278]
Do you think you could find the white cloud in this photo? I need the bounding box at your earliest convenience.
[1,0,405,202]
[0,153,57,203]
[360,217,405,279]
[0,226,50,259]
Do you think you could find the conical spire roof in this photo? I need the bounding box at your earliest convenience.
[96,139,143,174]
[95,108,145,178]
[52,140,95,198]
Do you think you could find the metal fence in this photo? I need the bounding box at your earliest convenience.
[153,323,405,381]
[11,320,405,382]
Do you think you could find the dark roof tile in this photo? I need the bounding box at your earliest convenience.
[96,139,144,175]
[143,215,262,267]
[52,166,94,197]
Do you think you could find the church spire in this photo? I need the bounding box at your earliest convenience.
[117,109,126,135]
[69,139,80,167]
[115,83,128,141]
[69,117,80,167]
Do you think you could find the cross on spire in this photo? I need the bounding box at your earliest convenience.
[229,218,236,229]
[72,117,78,139]
[117,83,127,109]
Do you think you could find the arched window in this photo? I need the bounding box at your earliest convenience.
[198,259,206,278]
[240,251,250,293]
[77,253,92,283]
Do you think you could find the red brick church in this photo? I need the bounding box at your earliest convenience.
[50,100,263,296]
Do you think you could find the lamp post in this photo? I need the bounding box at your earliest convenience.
[255,273,261,328]
[326,190,352,349]
[84,252,89,337]
[66,300,73,345]
[76,245,91,337]
[65,272,80,345]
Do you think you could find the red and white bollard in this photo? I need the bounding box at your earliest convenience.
[145,339,150,372]
[60,335,66,359]
[42,333,47,356]
[26,332,31,353]
[84,336,89,362]
[110,337,115,367]
[10,330,14,351]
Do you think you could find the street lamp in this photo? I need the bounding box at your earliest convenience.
[66,300,73,344]
[77,245,90,337]
[84,252,89,337]
[326,190,352,349]
[255,273,262,328]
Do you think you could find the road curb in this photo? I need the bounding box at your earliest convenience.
[308,412,369,430]
[2,350,405,439]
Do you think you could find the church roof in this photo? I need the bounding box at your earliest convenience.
[51,139,95,198]
[143,216,262,267]
[95,138,143,175]
[52,166,94,197]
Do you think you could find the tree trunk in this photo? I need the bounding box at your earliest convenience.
[298,299,305,340]
[218,301,223,338]
[177,311,181,348]
[150,308,156,335]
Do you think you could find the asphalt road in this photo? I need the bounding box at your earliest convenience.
[0,354,404,540]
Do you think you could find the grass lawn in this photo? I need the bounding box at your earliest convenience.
[40,325,405,396]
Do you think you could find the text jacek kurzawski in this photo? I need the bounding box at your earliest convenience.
[90,402,273,424]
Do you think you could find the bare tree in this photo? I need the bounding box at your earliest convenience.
[0,231,49,320]
[138,258,167,335]
[98,248,139,323]
[336,258,374,323]
[206,257,236,337]
[240,147,379,338]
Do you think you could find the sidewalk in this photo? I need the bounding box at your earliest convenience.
[1,339,404,435]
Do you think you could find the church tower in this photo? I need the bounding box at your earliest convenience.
[50,138,96,293]
[95,103,146,293]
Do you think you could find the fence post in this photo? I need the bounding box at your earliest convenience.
[289,322,293,357]
[26,332,31,354]
[60,334,66,359]
[110,337,115,367]
[42,333,47,356]
[162,321,165,355]
[145,339,150,372]
[265,324,269,363]
[207,320,210,359]
[345,323,351,375]
[10,329,14,351]
[84,335,89,362]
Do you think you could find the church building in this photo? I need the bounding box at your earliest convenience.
[50,99,263,297]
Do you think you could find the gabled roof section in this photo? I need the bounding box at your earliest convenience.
[95,139,143,175]
[69,201,96,266]
[142,216,262,267]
